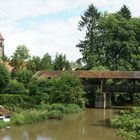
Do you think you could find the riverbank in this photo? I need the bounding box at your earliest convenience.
[111,107,140,140]
[0,104,83,129]
[0,109,122,140]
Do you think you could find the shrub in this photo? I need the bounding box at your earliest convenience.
[12,68,33,86]
[49,72,86,108]
[47,110,63,119]
[48,103,65,113]
[48,103,83,115]
[11,110,48,125]
[0,121,10,129]
[111,108,140,140]
[0,94,42,109]
[64,104,83,114]
[5,80,28,94]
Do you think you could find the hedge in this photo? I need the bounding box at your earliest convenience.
[0,94,42,109]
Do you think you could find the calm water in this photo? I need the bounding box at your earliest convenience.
[0,109,122,140]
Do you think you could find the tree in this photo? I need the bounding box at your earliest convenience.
[40,53,53,70]
[118,5,132,19]
[12,68,33,86]
[77,4,140,71]
[11,45,30,69]
[0,63,10,93]
[27,56,41,72]
[77,4,101,69]
[99,13,138,70]
[54,53,71,70]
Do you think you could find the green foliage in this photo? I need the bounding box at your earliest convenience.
[111,108,140,140]
[0,63,10,93]
[64,104,83,114]
[0,121,10,129]
[49,72,85,108]
[91,66,109,71]
[47,103,83,117]
[40,53,54,70]
[0,94,42,109]
[27,56,41,72]
[5,80,28,94]
[118,5,132,19]
[134,94,140,105]
[30,72,85,108]
[54,53,71,70]
[0,103,83,129]
[28,83,40,95]
[12,68,33,86]
[77,4,101,69]
[48,103,66,113]
[70,61,83,70]
[11,110,48,125]
[11,45,30,69]
[77,4,140,71]
[47,110,63,119]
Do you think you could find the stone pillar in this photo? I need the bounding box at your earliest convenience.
[95,92,111,108]
[95,79,111,108]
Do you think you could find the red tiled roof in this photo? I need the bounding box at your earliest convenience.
[0,33,4,41]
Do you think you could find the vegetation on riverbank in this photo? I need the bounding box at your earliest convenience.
[111,107,140,140]
[0,103,83,129]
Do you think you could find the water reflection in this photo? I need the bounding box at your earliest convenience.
[0,109,122,140]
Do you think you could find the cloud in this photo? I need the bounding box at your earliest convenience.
[0,0,140,61]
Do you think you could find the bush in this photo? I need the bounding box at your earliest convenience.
[48,103,65,113]
[64,104,83,114]
[0,121,10,129]
[48,103,83,115]
[49,72,86,108]
[12,68,33,86]
[5,80,28,94]
[11,110,48,125]
[0,63,10,93]
[0,94,42,109]
[47,110,63,119]
[111,108,140,140]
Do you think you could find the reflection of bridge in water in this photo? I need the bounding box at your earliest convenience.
[37,71,140,108]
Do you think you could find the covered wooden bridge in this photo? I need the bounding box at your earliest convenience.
[38,71,140,108]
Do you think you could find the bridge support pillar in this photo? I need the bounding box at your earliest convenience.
[95,79,111,108]
[95,92,111,108]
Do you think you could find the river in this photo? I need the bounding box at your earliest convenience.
[0,109,122,140]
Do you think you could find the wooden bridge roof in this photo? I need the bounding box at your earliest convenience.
[37,71,140,79]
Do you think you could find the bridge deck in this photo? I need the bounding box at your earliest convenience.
[38,71,140,79]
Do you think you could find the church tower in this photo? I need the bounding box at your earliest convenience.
[0,33,4,58]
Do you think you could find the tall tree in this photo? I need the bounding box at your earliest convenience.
[54,53,71,70]
[77,4,140,71]
[11,45,30,69]
[77,4,101,69]
[118,5,132,19]
[99,13,137,70]
[27,56,41,72]
[40,53,53,70]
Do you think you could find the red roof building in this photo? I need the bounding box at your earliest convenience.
[0,33,4,41]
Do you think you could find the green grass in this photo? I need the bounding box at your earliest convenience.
[0,103,83,129]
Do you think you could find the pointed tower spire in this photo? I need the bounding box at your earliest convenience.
[0,33,4,58]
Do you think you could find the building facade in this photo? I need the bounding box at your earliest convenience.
[0,33,4,58]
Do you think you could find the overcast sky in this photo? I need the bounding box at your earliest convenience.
[0,0,140,61]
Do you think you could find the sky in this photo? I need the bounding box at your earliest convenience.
[0,0,140,61]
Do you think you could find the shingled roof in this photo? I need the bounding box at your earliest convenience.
[37,70,140,79]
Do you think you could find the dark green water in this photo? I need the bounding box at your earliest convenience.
[0,109,122,140]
